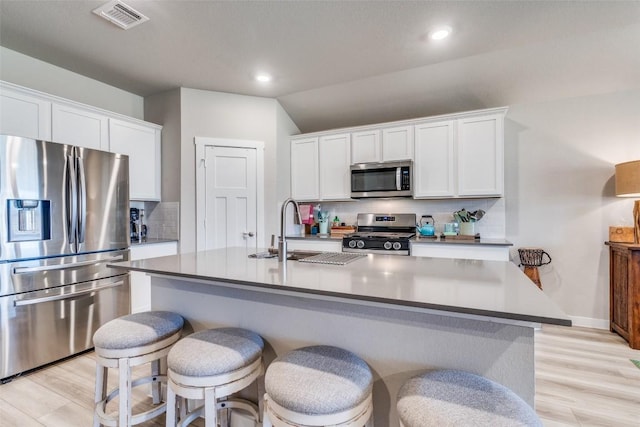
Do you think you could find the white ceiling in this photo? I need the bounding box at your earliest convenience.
[1,1,639,133]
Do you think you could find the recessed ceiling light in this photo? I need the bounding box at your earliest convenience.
[255,74,272,83]
[430,26,452,41]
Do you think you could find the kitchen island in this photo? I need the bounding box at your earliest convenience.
[110,248,570,426]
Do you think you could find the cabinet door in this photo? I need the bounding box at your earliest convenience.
[319,133,351,200]
[457,114,504,197]
[291,137,319,201]
[382,125,414,161]
[611,247,630,335]
[109,118,161,201]
[351,129,381,164]
[52,103,108,150]
[0,85,51,140]
[413,121,455,198]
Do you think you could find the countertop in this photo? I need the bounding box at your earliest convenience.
[130,238,179,247]
[287,234,513,246]
[110,247,570,326]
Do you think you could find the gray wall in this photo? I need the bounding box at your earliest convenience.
[145,89,182,202]
[178,88,299,254]
[0,47,144,119]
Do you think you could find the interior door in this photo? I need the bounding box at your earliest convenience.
[204,145,257,250]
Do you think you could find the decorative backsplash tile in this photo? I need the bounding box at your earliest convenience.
[130,201,180,240]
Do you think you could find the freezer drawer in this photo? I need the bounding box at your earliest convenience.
[0,274,130,380]
[0,249,129,297]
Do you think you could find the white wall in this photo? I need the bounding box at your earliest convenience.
[0,47,144,119]
[504,89,640,328]
[178,88,298,254]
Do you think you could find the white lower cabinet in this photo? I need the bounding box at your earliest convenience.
[411,242,509,261]
[287,239,343,253]
[129,241,178,313]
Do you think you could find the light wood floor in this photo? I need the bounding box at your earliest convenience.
[1,325,639,426]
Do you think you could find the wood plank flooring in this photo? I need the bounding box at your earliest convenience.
[1,324,639,426]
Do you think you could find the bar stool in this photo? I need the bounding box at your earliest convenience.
[165,327,265,427]
[93,310,185,426]
[263,345,373,427]
[396,370,542,427]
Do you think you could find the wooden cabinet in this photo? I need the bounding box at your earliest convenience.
[351,129,380,164]
[0,84,51,140]
[457,113,504,197]
[291,137,320,201]
[607,242,640,349]
[351,126,414,164]
[414,120,455,198]
[52,102,108,150]
[109,118,162,201]
[319,133,351,200]
[291,134,352,201]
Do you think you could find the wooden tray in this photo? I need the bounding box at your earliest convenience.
[440,233,480,240]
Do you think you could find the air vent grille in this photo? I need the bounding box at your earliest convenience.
[93,0,149,30]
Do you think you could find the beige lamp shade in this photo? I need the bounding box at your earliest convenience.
[615,160,640,197]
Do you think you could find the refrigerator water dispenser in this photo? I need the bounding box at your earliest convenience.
[7,199,51,241]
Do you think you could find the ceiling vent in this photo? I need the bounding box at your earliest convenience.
[93,0,149,30]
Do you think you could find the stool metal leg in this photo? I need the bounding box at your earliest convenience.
[118,357,132,427]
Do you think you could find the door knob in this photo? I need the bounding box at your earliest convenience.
[242,231,255,238]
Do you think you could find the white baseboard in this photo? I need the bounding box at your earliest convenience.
[568,315,609,330]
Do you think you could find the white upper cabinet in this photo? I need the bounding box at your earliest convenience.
[351,129,381,164]
[319,133,351,200]
[291,137,320,201]
[382,125,414,161]
[414,120,455,198]
[457,113,504,197]
[109,118,162,201]
[52,102,108,150]
[0,84,51,140]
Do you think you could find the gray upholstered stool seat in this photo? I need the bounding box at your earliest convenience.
[93,310,185,427]
[165,327,265,427]
[263,345,374,427]
[396,370,542,427]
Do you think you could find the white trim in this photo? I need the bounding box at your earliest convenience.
[568,315,609,330]
[194,137,265,252]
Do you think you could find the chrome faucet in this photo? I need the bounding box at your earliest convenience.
[279,198,302,262]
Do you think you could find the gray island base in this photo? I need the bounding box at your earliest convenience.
[110,247,570,427]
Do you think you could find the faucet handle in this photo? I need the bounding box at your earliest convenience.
[268,234,278,254]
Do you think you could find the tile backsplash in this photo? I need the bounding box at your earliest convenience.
[316,198,506,238]
[130,201,180,240]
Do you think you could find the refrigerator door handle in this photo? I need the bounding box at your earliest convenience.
[13,254,125,274]
[77,155,87,244]
[66,154,78,245]
[13,279,125,307]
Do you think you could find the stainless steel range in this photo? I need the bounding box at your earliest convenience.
[342,213,416,256]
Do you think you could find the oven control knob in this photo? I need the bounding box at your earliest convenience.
[392,242,402,250]
[383,241,392,250]
[348,240,357,248]
[356,240,365,249]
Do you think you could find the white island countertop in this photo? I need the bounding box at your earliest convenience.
[110,247,571,327]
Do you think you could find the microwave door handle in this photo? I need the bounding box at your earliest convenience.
[77,155,87,244]
[66,154,78,246]
[396,167,401,190]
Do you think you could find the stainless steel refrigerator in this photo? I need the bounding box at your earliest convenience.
[0,135,130,380]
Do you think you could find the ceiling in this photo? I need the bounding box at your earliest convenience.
[1,1,639,133]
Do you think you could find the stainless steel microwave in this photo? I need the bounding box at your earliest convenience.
[350,160,413,198]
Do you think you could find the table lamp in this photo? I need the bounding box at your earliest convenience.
[615,160,640,243]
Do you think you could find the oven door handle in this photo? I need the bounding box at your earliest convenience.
[13,280,125,307]
[13,255,125,275]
